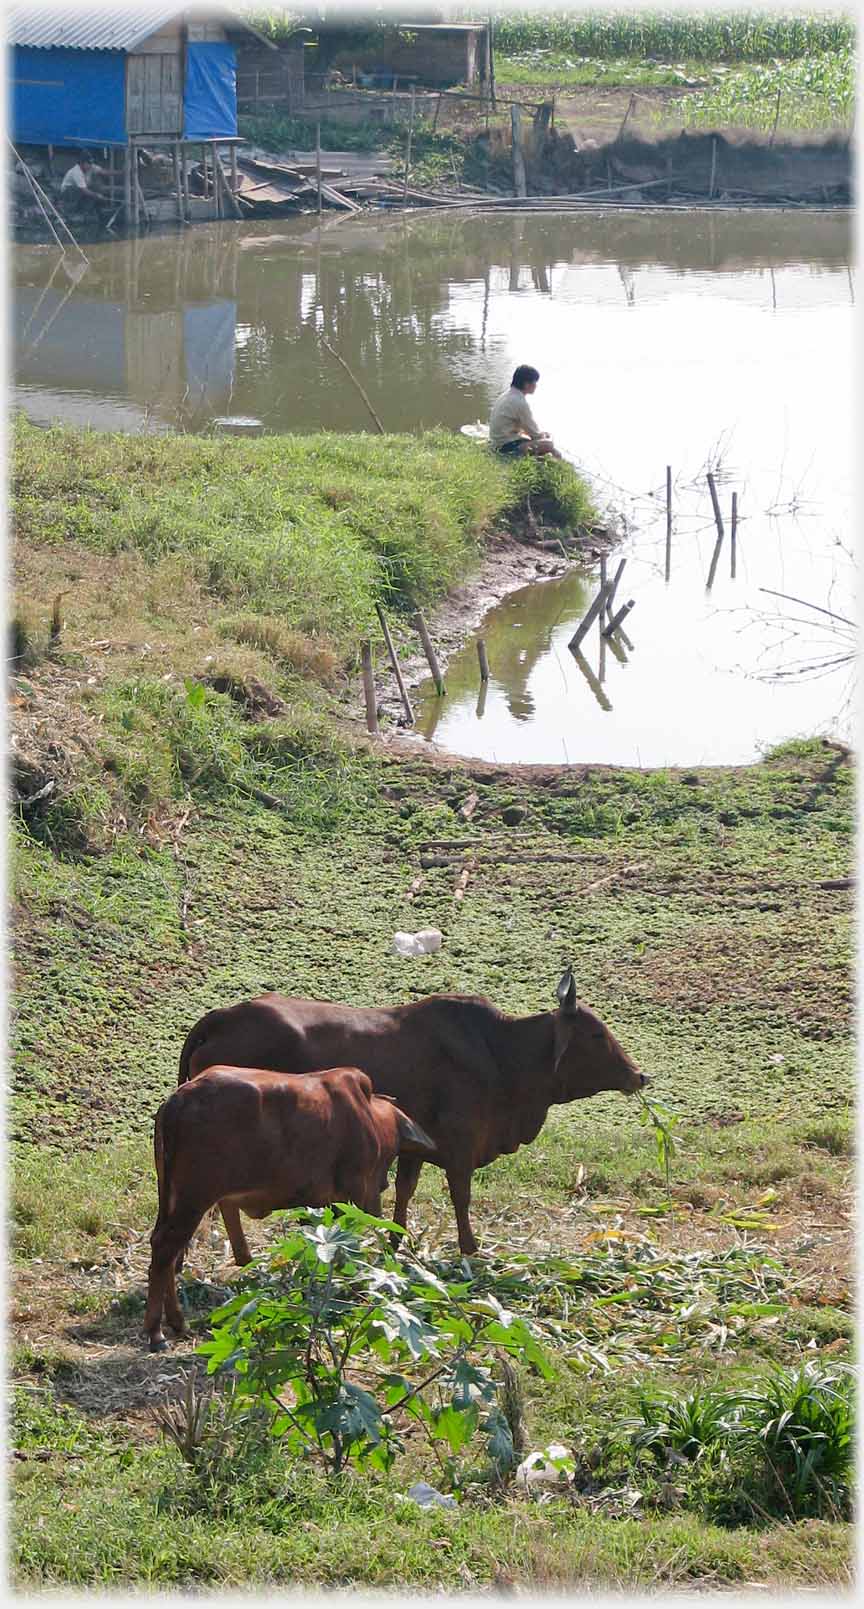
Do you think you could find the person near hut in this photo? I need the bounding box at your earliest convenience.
[489,365,562,458]
[60,156,113,223]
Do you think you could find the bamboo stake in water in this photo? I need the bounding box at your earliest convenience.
[599,554,608,628]
[606,557,627,615]
[413,610,445,695]
[665,465,672,581]
[375,603,414,725]
[730,490,738,579]
[602,598,635,638]
[568,580,613,653]
[360,641,378,734]
[706,471,724,540]
[477,639,490,682]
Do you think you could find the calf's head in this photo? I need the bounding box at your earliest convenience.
[552,967,647,1099]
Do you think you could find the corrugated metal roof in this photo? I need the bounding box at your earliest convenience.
[7,7,273,52]
[7,7,183,51]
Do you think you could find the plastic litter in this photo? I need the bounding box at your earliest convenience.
[403,1481,458,1510]
[392,928,443,957]
[515,1443,575,1488]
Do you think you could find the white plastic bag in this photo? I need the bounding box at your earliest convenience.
[392,928,443,957]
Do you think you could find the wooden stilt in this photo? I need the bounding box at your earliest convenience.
[124,143,133,227]
[230,141,238,205]
[172,140,183,223]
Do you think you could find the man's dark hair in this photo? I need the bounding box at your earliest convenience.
[511,365,540,390]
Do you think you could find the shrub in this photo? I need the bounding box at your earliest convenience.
[198,1204,552,1482]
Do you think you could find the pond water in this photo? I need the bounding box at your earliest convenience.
[12,209,854,765]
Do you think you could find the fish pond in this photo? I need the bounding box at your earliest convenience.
[12,208,854,765]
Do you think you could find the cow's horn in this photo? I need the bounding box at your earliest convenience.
[556,966,578,1013]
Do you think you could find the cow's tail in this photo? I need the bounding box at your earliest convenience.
[153,1100,172,1228]
[178,1013,219,1085]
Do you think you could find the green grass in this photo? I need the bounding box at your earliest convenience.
[495,51,709,88]
[238,108,382,153]
[10,1380,852,1588]
[10,424,853,1588]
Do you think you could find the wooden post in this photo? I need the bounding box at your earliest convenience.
[599,554,608,627]
[172,140,183,223]
[403,86,416,202]
[432,92,443,132]
[316,120,322,216]
[127,141,136,229]
[215,146,224,218]
[180,143,189,219]
[568,580,613,653]
[477,639,490,681]
[360,642,378,734]
[708,135,717,198]
[665,464,672,581]
[230,141,238,203]
[487,15,496,110]
[375,603,414,725]
[706,472,724,540]
[511,103,527,198]
[730,491,738,579]
[602,598,635,638]
[413,611,445,695]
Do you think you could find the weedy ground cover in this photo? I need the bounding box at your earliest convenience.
[9,425,853,1588]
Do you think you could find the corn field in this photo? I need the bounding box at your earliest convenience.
[674,48,855,129]
[491,9,855,63]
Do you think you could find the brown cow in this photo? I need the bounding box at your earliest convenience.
[177,968,648,1260]
[145,1064,435,1351]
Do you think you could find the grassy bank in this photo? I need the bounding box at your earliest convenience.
[10,425,853,1588]
[11,418,594,852]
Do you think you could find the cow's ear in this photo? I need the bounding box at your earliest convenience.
[556,967,578,1015]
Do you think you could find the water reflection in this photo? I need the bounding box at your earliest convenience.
[12,209,853,436]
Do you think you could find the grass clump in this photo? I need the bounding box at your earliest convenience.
[621,1361,854,1523]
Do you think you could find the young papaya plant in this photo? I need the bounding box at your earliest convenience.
[197,1204,552,1482]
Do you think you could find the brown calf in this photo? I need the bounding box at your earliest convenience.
[177,967,648,1259]
[145,1064,434,1351]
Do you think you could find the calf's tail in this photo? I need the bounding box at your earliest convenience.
[153,1100,177,1225]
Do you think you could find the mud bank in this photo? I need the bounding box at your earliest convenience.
[475,128,852,206]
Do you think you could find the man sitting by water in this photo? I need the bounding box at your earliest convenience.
[489,365,562,458]
[60,156,113,224]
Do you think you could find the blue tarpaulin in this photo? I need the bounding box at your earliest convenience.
[183,43,237,138]
[11,45,127,146]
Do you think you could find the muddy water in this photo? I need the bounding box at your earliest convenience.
[12,209,854,764]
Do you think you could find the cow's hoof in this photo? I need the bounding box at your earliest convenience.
[149,1336,168,1353]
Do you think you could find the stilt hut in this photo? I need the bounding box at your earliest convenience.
[9,6,275,226]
